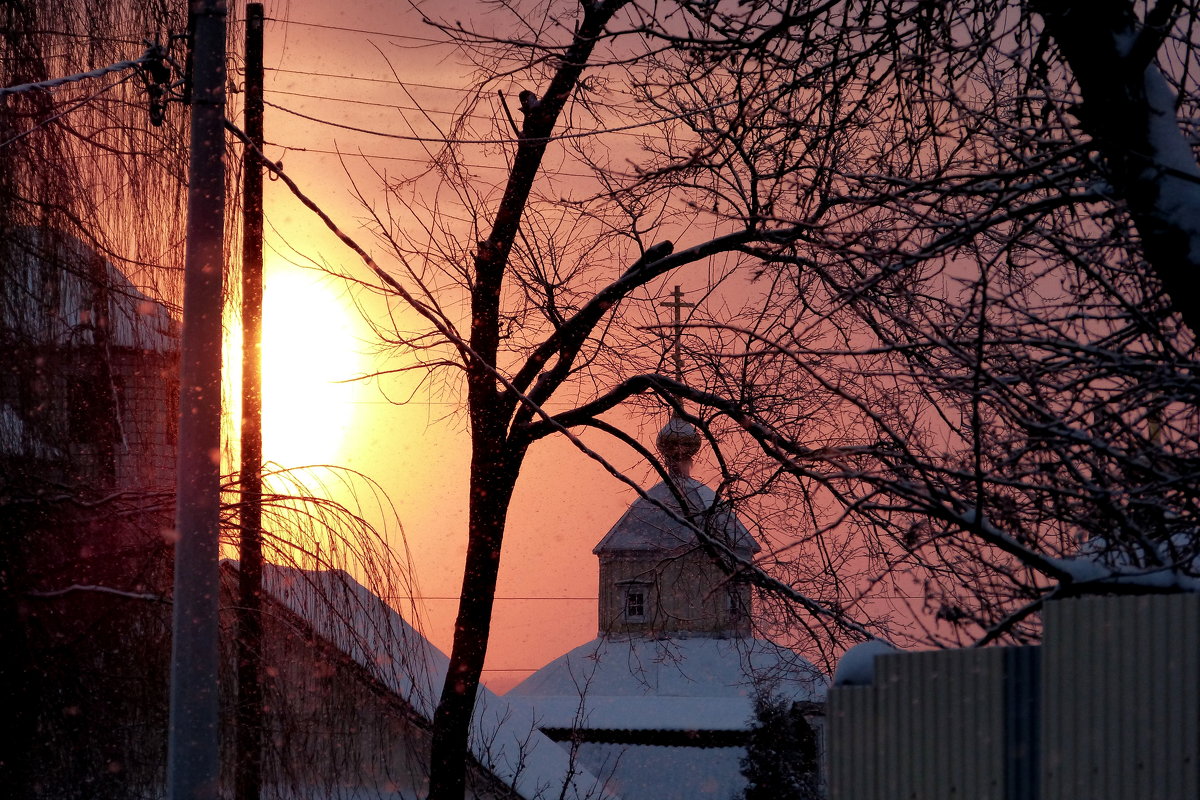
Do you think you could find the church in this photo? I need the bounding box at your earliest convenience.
[509,415,827,799]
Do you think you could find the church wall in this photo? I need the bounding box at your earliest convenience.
[567,741,746,800]
[598,550,752,637]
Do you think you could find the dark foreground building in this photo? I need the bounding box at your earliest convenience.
[1,235,606,800]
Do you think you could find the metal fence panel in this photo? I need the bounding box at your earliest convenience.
[1041,594,1200,800]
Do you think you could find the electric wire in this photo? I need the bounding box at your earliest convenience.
[231,115,872,641]
[266,88,648,143]
[270,88,469,115]
[266,95,739,146]
[0,28,144,46]
[268,66,652,123]
[262,142,599,179]
[262,67,663,121]
[263,16,445,45]
[266,66,464,93]
[0,51,154,98]
[0,71,139,149]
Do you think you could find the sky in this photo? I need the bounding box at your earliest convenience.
[245,0,702,692]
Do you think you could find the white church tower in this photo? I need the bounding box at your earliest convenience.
[509,413,825,800]
[509,287,825,799]
[593,416,759,638]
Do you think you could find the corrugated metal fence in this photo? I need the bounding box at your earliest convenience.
[1042,594,1200,800]
[829,646,1038,800]
[829,593,1199,800]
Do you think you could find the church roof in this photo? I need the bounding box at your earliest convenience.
[507,635,826,732]
[592,478,760,555]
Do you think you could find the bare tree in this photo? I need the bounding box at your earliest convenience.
[606,0,1200,647]
[291,2,878,797]
[244,1,1200,797]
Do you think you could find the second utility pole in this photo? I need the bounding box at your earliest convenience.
[235,5,265,800]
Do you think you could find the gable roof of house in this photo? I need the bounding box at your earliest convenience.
[3,228,176,353]
[232,562,617,800]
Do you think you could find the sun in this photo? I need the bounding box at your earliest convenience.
[259,266,362,467]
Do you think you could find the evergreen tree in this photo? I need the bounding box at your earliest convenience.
[740,695,820,800]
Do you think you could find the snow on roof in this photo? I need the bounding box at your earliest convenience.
[508,635,825,731]
[240,563,616,800]
[592,480,759,555]
[568,741,746,800]
[1069,532,1200,590]
[3,228,176,353]
[832,639,899,687]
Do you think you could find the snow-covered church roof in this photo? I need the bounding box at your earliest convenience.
[592,478,760,555]
[593,418,759,556]
[508,413,825,800]
[507,635,826,732]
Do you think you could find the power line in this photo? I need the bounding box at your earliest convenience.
[262,141,600,179]
[265,66,694,128]
[0,72,138,149]
[384,596,595,601]
[267,88,648,143]
[0,50,155,98]
[266,66,465,94]
[263,16,446,45]
[269,88,466,115]
[265,96,729,146]
[384,594,928,601]
[0,28,145,46]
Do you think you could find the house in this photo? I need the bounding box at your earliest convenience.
[2,227,177,492]
[1,228,179,598]
[2,229,181,798]
[17,560,613,800]
[509,417,826,800]
[240,562,615,800]
[3,238,609,799]
[827,592,1200,800]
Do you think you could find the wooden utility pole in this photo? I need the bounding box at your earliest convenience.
[235,5,265,800]
[167,0,227,797]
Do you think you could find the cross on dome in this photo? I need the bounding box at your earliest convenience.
[659,285,694,383]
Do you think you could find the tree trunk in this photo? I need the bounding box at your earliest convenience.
[426,413,522,800]
[424,5,627,797]
[1035,0,1200,336]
